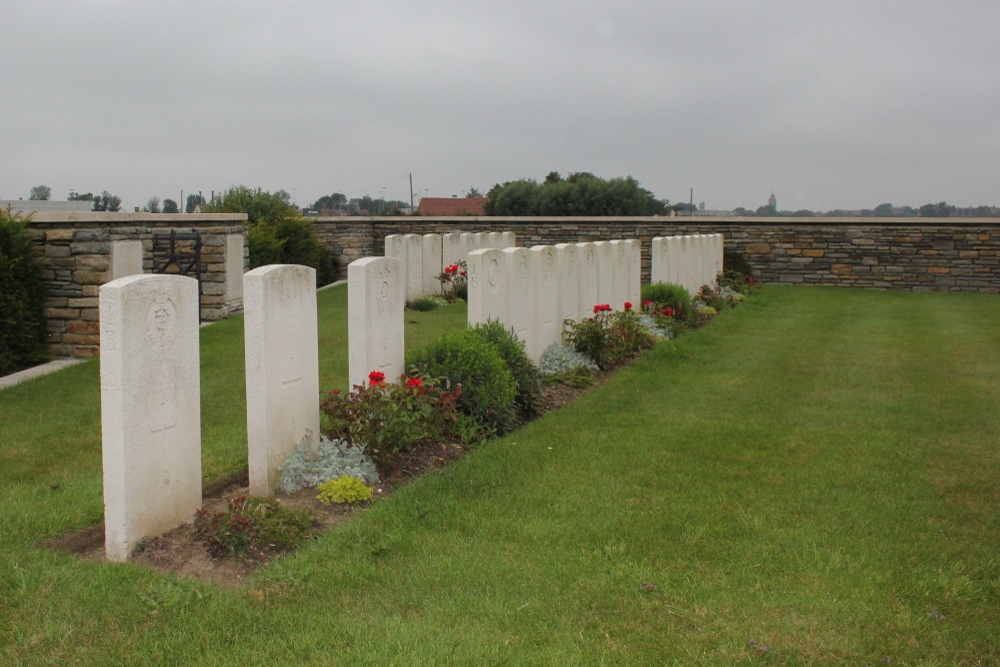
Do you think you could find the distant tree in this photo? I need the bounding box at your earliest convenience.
[275,189,291,204]
[186,193,205,213]
[732,207,752,216]
[919,201,954,217]
[29,185,52,201]
[756,204,778,216]
[791,209,815,217]
[67,191,94,201]
[485,172,663,216]
[145,196,161,213]
[161,198,179,214]
[465,187,484,198]
[311,193,347,212]
[873,203,895,217]
[92,191,122,212]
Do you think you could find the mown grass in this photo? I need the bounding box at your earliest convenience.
[1,285,998,664]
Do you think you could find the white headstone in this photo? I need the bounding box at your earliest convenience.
[650,237,665,285]
[443,232,464,268]
[610,240,630,310]
[505,247,534,351]
[577,242,600,317]
[100,274,201,562]
[486,231,503,249]
[500,231,516,249]
[467,248,506,326]
[348,257,404,389]
[627,239,642,306]
[530,245,559,362]
[244,265,321,497]
[403,234,423,301]
[714,233,725,281]
[554,243,579,329]
[225,235,244,302]
[459,232,475,259]
[110,240,143,280]
[593,241,614,306]
[422,233,443,296]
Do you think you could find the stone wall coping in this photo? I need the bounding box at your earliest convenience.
[26,212,247,224]
[317,215,1000,228]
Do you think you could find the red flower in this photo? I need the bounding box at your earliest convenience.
[624,302,632,310]
[460,271,467,277]
[593,303,612,313]
[642,300,652,309]
[662,307,674,317]
[406,377,423,389]
[368,370,385,386]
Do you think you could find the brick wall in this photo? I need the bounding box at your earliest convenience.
[25,213,248,358]
[312,216,1000,293]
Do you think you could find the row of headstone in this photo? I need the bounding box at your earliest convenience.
[100,265,319,562]
[384,231,515,302]
[466,240,642,362]
[650,234,725,297]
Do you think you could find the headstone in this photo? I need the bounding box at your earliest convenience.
[486,231,504,249]
[500,231,516,249]
[348,257,404,389]
[577,242,600,317]
[467,248,506,326]
[593,241,615,306]
[665,236,682,286]
[403,234,423,301]
[244,264,321,497]
[225,235,244,302]
[627,239,641,306]
[443,232,464,268]
[650,237,665,285]
[713,233,725,281]
[530,245,559,362]
[610,240,630,309]
[505,247,534,351]
[422,233,443,296]
[554,243,579,329]
[110,240,143,280]
[100,274,201,562]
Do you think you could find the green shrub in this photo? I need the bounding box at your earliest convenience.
[723,249,753,277]
[0,208,48,375]
[408,295,448,311]
[471,319,544,425]
[204,186,337,286]
[408,329,517,435]
[641,282,691,311]
[316,475,374,504]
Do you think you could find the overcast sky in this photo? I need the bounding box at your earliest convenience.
[4,0,998,212]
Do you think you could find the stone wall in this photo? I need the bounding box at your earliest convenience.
[312,216,1000,293]
[25,213,249,358]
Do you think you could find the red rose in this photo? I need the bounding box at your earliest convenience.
[624,302,632,310]
[368,370,385,385]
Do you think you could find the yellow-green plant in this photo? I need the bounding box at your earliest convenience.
[316,475,373,504]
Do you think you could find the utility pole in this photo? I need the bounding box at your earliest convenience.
[409,173,414,210]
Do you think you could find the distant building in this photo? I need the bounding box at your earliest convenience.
[1,200,94,214]
[417,197,487,216]
[768,192,777,209]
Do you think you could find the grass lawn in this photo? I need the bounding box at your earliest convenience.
[1,285,997,664]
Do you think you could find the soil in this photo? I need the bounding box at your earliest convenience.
[47,371,619,588]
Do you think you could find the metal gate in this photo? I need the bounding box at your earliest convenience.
[152,230,203,320]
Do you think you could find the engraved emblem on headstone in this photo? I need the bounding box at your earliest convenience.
[543,250,555,282]
[377,264,393,313]
[144,291,177,354]
[487,258,500,290]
